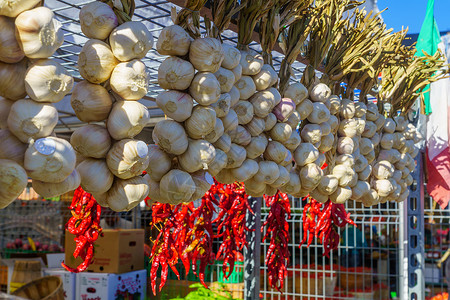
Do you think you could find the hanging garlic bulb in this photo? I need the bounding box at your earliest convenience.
[0,16,24,63]
[15,7,64,58]
[228,125,251,146]
[178,139,216,173]
[152,120,188,155]
[189,72,221,105]
[294,142,319,167]
[301,124,322,144]
[210,93,230,118]
[215,168,236,184]
[146,144,172,181]
[7,99,58,143]
[205,118,224,143]
[25,59,73,103]
[307,102,330,124]
[76,158,114,194]
[24,137,76,183]
[284,130,301,152]
[245,117,265,136]
[249,90,275,118]
[225,143,246,168]
[33,169,81,198]
[234,101,254,125]
[235,76,256,100]
[246,134,268,159]
[253,160,279,184]
[270,123,292,143]
[222,44,241,70]
[189,38,224,72]
[296,99,313,120]
[71,80,113,122]
[229,86,240,107]
[231,64,242,83]
[0,129,27,165]
[156,25,191,56]
[70,125,111,159]
[300,163,323,191]
[106,139,149,179]
[78,39,118,84]
[185,105,216,139]
[230,159,259,182]
[109,21,153,61]
[107,100,150,140]
[213,133,231,153]
[156,90,193,122]
[240,49,263,75]
[253,65,277,91]
[213,68,235,93]
[0,0,41,17]
[0,159,28,209]
[220,109,238,132]
[286,111,301,129]
[208,148,227,176]
[271,166,290,188]
[160,169,195,204]
[263,141,288,164]
[79,1,118,40]
[264,113,277,131]
[284,83,308,105]
[279,172,301,195]
[189,170,214,201]
[144,174,163,203]
[110,59,149,100]
[107,176,150,211]
[309,83,331,103]
[0,97,13,129]
[158,56,195,90]
[0,59,27,100]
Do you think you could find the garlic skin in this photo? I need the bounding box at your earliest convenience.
[0,159,28,209]
[309,83,331,103]
[78,39,118,84]
[220,109,238,133]
[221,44,241,70]
[229,86,240,107]
[240,49,263,75]
[244,117,265,137]
[246,134,268,159]
[76,158,114,194]
[158,56,195,90]
[146,144,172,181]
[15,7,64,58]
[230,159,259,182]
[213,133,232,153]
[228,125,251,146]
[189,170,214,201]
[156,25,191,56]
[70,125,111,159]
[253,160,279,184]
[300,163,323,191]
[234,101,254,125]
[106,139,150,179]
[0,97,13,129]
[294,143,319,167]
[160,169,195,204]
[144,174,163,203]
[0,59,27,100]
[208,148,228,176]
[296,99,313,120]
[253,64,277,91]
[25,137,76,183]
[270,123,293,144]
[231,64,242,83]
[263,141,288,164]
[235,76,256,100]
[107,176,150,211]
[71,80,113,123]
[25,59,74,103]
[284,83,308,105]
[33,169,81,198]
[156,90,193,122]
[301,124,322,144]
[185,105,216,139]
[284,130,301,152]
[79,1,118,40]
[8,99,58,143]
[110,60,148,100]
[107,101,150,140]
[0,0,40,17]
[210,93,230,118]
[205,118,224,143]
[189,38,224,73]
[264,113,277,132]
[249,90,275,118]
[0,129,27,166]
[307,102,330,124]
[271,165,290,188]
[214,67,235,93]
[189,72,221,105]
[152,120,188,155]
[109,21,154,61]
[225,143,246,168]
[0,16,24,63]
[178,139,216,173]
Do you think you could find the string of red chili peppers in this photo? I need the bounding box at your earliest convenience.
[262,191,291,292]
[300,198,356,257]
[62,186,102,273]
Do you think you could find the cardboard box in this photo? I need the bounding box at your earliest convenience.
[77,270,146,300]
[43,268,76,300]
[65,229,144,274]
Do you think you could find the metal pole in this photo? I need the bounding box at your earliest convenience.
[398,200,409,300]
[244,196,262,300]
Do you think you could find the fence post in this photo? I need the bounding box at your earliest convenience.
[244,197,262,300]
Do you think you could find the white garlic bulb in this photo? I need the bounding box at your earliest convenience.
[109,21,154,61]
[230,159,259,182]
[240,49,263,75]
[235,76,256,100]
[15,7,64,58]
[213,133,231,153]
[234,101,254,125]
[25,59,73,103]
[156,25,191,56]
[246,135,268,159]
[228,125,251,146]
[263,141,288,164]
[185,105,216,139]
[208,148,228,176]
[107,100,150,140]
[33,169,81,198]
[110,59,148,100]
[189,38,224,72]
[231,64,242,83]
[158,56,195,90]
[106,139,150,179]
[0,59,27,100]
[284,83,308,105]
[146,144,172,181]
[80,1,118,40]
[244,117,265,137]
[152,120,189,155]
[0,0,40,17]
[160,169,195,204]
[300,163,323,191]
[253,161,279,184]
[71,80,113,122]
[221,109,239,132]
[221,44,241,70]
[25,137,76,183]
[156,90,193,122]
[210,93,231,118]
[178,139,216,173]
[296,99,313,120]
[189,170,214,201]
[229,86,240,107]
[225,143,246,168]
[270,123,292,144]
[279,172,301,195]
[70,125,111,159]
[76,158,114,194]
[144,174,163,203]
[0,97,13,129]
[284,130,301,152]
[78,39,118,84]
[253,64,277,91]
[250,90,275,118]
[0,129,27,166]
[189,72,221,105]
[107,176,150,211]
[214,67,235,93]
[294,143,319,167]
[309,83,331,103]
[0,159,28,209]
[205,118,224,143]
[8,99,58,143]
[0,16,24,63]
[264,113,277,132]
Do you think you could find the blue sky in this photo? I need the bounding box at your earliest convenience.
[378,0,450,34]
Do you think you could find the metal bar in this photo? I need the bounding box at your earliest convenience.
[244,196,262,300]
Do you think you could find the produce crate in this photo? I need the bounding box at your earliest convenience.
[0,265,7,286]
[217,261,244,283]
